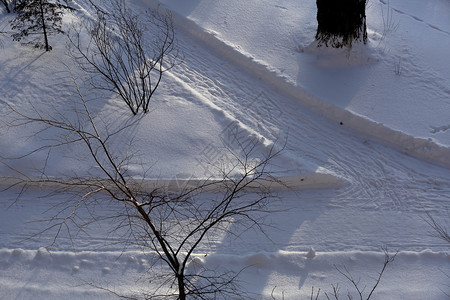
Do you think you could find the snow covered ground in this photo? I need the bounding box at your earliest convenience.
[0,0,449,299]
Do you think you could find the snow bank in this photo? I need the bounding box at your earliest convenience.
[149,0,450,169]
[0,248,155,299]
[1,248,448,299]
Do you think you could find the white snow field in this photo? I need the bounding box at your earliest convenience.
[0,0,449,299]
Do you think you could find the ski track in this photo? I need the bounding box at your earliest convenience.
[102,23,448,255]
[173,29,450,213]
[378,0,450,36]
[1,1,450,255]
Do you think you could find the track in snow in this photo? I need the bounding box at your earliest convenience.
[154,10,450,253]
[171,19,450,212]
[1,0,449,255]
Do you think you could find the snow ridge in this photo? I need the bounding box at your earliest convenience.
[1,247,448,299]
[148,0,450,169]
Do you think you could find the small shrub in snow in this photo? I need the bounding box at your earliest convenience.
[10,0,75,51]
[6,92,282,299]
[67,0,179,115]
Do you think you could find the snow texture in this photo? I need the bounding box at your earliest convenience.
[0,0,449,299]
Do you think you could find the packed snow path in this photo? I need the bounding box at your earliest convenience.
[2,3,449,254]
[157,0,450,151]
[166,22,450,252]
[170,13,450,212]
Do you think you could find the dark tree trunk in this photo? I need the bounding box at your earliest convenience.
[1,0,11,13]
[177,274,186,300]
[316,0,367,48]
[38,0,50,51]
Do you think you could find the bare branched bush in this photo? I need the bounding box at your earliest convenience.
[380,0,399,41]
[316,248,397,300]
[270,248,400,300]
[67,0,179,115]
[425,212,450,245]
[425,212,450,298]
[3,82,281,299]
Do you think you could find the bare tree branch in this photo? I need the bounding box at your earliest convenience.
[425,212,450,244]
[67,0,180,115]
[3,80,280,299]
